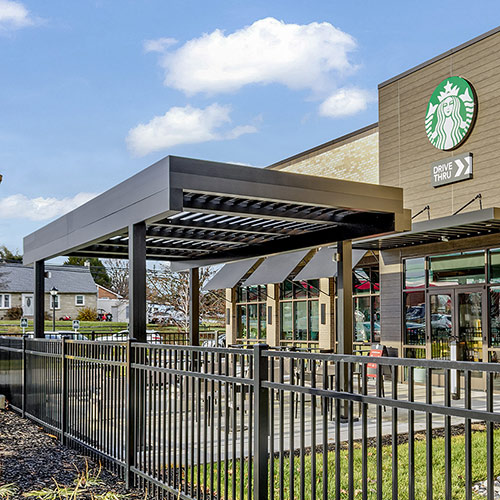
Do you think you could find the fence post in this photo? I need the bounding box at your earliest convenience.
[22,335,27,418]
[253,343,269,500]
[61,336,68,445]
[125,338,136,489]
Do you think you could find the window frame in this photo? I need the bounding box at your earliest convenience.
[235,285,267,341]
[0,294,11,309]
[75,295,85,306]
[279,279,320,344]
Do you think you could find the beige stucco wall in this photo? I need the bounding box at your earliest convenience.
[269,127,379,184]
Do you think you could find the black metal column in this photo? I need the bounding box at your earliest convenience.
[34,260,45,339]
[253,343,269,500]
[337,241,353,418]
[337,240,353,355]
[129,222,147,343]
[189,267,200,346]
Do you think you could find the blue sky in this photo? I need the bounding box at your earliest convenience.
[1,0,499,254]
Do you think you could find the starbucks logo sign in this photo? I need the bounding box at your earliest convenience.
[425,77,477,150]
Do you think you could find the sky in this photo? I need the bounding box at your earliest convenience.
[0,0,499,255]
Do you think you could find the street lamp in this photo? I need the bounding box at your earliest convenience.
[50,287,58,332]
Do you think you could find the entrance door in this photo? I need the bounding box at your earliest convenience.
[429,289,484,362]
[429,292,453,359]
[428,288,485,388]
[457,290,483,363]
[22,294,34,316]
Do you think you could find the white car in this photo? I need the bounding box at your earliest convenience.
[96,329,161,343]
[26,331,89,340]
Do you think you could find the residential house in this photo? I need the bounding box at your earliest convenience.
[97,284,128,322]
[0,263,97,320]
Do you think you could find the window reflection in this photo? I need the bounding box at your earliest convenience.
[404,292,425,345]
[429,252,485,286]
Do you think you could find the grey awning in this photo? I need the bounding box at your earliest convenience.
[202,258,260,291]
[294,247,366,281]
[354,207,500,250]
[243,249,310,286]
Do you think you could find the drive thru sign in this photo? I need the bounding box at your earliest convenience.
[431,152,473,187]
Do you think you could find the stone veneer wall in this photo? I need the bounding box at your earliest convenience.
[269,128,379,184]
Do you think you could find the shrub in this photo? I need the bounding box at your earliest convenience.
[77,307,98,321]
[5,306,23,320]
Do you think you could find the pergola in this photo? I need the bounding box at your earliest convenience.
[24,156,409,348]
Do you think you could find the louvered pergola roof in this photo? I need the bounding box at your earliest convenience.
[24,156,409,267]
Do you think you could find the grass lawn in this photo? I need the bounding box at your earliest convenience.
[187,425,497,499]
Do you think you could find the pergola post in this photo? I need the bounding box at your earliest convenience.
[34,260,45,338]
[189,267,200,346]
[337,241,353,418]
[337,240,353,355]
[129,222,147,343]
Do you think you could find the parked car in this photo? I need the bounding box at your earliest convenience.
[26,331,88,340]
[96,329,162,343]
[201,333,226,348]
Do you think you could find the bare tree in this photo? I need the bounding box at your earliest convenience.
[102,259,129,298]
[147,264,224,331]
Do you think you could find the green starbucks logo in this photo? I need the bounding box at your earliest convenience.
[425,76,476,150]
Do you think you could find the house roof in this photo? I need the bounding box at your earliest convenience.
[97,284,123,299]
[0,263,97,294]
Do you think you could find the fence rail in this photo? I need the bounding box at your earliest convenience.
[1,337,500,499]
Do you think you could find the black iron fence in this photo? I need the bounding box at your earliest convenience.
[0,327,217,344]
[1,337,500,499]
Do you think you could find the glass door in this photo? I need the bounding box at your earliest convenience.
[429,289,484,362]
[457,290,483,363]
[429,292,453,359]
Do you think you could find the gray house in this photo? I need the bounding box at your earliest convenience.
[0,263,97,320]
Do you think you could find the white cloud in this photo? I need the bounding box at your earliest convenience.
[126,104,257,156]
[152,17,357,95]
[319,88,374,118]
[143,37,177,53]
[0,0,34,30]
[0,192,98,221]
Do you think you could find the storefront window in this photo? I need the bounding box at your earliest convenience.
[404,257,426,289]
[404,292,425,345]
[489,249,500,284]
[280,302,293,340]
[279,279,320,343]
[309,301,319,341]
[236,285,266,340]
[354,296,370,342]
[353,268,371,295]
[429,251,485,286]
[490,287,500,347]
[353,266,380,343]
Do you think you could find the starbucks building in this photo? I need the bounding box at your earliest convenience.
[205,26,500,379]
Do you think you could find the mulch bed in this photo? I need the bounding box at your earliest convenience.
[0,409,145,499]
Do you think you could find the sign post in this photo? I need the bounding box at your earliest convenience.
[72,320,80,333]
[20,317,28,335]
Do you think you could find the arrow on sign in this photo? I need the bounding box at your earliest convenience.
[455,156,471,177]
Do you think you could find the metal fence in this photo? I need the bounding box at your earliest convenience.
[1,337,500,500]
[0,328,217,344]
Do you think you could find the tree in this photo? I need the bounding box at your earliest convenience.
[147,264,224,331]
[64,257,112,288]
[0,246,22,262]
[103,259,129,298]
